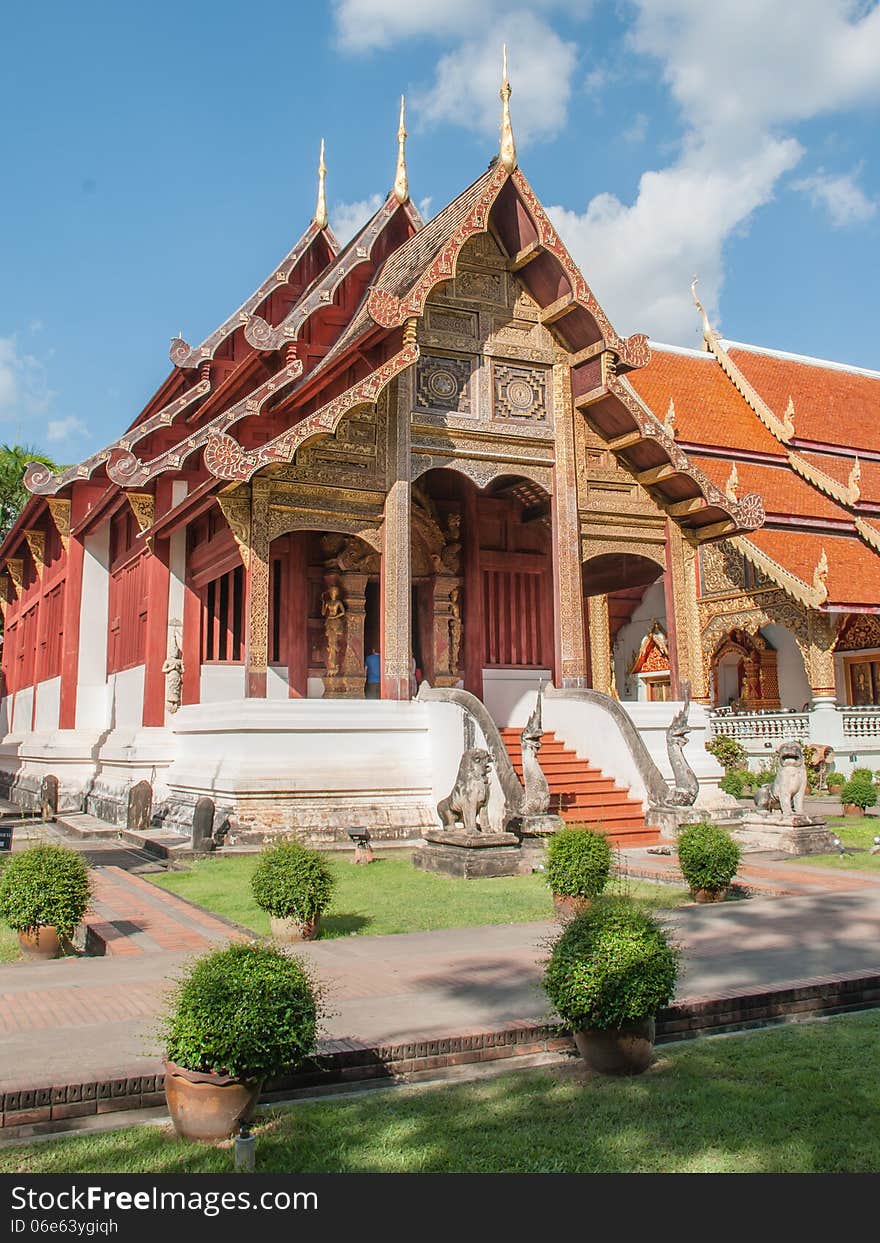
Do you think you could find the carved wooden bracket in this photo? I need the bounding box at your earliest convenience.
[216,490,252,567]
[23,530,45,579]
[46,499,71,552]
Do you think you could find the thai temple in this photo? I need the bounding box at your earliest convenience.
[2,61,880,849]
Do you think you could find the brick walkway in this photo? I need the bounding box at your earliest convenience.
[620,845,880,897]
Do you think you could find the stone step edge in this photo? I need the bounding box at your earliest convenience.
[3,972,879,1136]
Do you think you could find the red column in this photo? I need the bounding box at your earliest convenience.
[663,522,681,700]
[287,532,307,697]
[142,538,171,726]
[462,484,484,699]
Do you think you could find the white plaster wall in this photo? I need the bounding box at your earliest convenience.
[11,688,34,733]
[0,694,11,737]
[622,701,724,788]
[200,665,246,703]
[716,652,741,707]
[307,677,325,699]
[762,624,811,710]
[75,523,110,730]
[108,665,145,729]
[483,669,551,727]
[267,666,289,700]
[543,691,650,803]
[423,700,508,833]
[612,581,667,701]
[33,677,61,732]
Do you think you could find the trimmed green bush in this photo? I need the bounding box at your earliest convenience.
[706,735,747,773]
[543,898,679,1030]
[545,828,612,899]
[251,839,335,923]
[162,942,320,1081]
[753,767,776,787]
[0,844,91,939]
[677,820,741,896]
[840,777,877,810]
[720,769,746,798]
[851,767,874,783]
[825,771,845,791]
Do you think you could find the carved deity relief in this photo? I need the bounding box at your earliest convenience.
[448,585,463,678]
[162,632,184,714]
[321,585,346,678]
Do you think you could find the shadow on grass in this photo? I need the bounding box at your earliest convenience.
[4,1013,878,1174]
[321,914,372,936]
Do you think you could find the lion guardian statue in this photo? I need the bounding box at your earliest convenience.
[437,748,494,833]
[753,741,808,817]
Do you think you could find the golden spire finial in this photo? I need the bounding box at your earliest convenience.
[724,461,739,501]
[394,95,409,205]
[848,455,862,503]
[314,138,328,230]
[499,44,517,173]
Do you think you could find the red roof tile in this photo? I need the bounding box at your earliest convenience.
[727,345,880,453]
[745,528,880,609]
[689,455,851,524]
[630,347,783,455]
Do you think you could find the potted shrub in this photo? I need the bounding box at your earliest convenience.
[0,844,91,959]
[677,819,741,902]
[719,769,745,799]
[251,839,335,941]
[545,827,612,919]
[840,775,877,816]
[825,771,845,795]
[543,898,679,1075]
[162,941,320,1141]
[705,735,747,773]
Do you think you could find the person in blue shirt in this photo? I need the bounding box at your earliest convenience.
[365,648,381,698]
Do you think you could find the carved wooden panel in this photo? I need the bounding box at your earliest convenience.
[493,363,548,422]
[416,353,473,416]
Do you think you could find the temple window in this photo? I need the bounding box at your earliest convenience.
[201,565,244,663]
[107,507,148,673]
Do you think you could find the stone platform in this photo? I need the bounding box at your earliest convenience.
[732,813,836,856]
[412,830,523,878]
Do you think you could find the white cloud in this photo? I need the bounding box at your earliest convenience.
[794,166,877,226]
[0,336,53,420]
[330,193,384,244]
[334,2,583,145]
[46,416,88,444]
[550,0,880,341]
[414,15,577,144]
[333,0,880,342]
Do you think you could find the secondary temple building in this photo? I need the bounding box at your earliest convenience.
[2,76,879,845]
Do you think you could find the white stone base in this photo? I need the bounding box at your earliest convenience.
[731,813,835,855]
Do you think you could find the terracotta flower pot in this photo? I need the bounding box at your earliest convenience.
[552,893,592,920]
[691,887,729,903]
[573,1019,656,1075]
[18,926,65,959]
[164,1061,261,1142]
[843,804,864,816]
[270,914,319,942]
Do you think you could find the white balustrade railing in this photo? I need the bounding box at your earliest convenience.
[708,711,810,742]
[841,708,880,739]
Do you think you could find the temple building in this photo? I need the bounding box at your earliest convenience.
[1,67,879,844]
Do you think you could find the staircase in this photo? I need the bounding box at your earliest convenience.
[499,729,660,848]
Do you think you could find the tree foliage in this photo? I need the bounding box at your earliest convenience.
[0,443,60,541]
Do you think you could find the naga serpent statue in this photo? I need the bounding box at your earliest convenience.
[665,680,700,807]
[519,688,551,816]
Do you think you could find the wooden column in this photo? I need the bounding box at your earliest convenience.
[381,372,412,700]
[662,526,680,701]
[245,477,270,698]
[287,531,308,697]
[552,363,589,687]
[587,593,612,694]
[142,537,171,726]
[462,483,484,699]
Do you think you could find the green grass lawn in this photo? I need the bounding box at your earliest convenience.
[793,815,880,871]
[3,1011,878,1173]
[0,923,20,963]
[148,852,690,939]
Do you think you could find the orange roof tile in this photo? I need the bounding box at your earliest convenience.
[630,346,783,455]
[689,455,852,524]
[726,345,880,453]
[795,450,880,507]
[745,528,880,609]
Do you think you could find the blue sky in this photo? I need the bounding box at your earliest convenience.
[1,0,878,464]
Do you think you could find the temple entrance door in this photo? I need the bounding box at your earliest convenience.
[582,552,668,699]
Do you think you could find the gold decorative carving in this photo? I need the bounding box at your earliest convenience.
[321,584,346,677]
[246,478,271,676]
[587,593,611,693]
[663,397,676,438]
[788,451,862,508]
[553,363,588,683]
[125,492,154,535]
[836,614,880,652]
[724,462,738,501]
[493,362,548,422]
[46,499,71,552]
[216,490,252,567]
[5,558,23,597]
[23,530,45,579]
[416,354,473,414]
[730,535,826,609]
[807,611,839,695]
